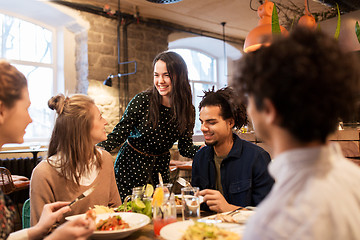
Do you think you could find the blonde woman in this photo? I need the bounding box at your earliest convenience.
[0,60,94,240]
[30,94,121,225]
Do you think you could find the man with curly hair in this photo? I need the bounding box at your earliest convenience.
[233,27,360,239]
[191,87,274,213]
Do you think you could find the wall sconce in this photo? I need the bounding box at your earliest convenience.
[103,61,137,87]
[243,0,288,53]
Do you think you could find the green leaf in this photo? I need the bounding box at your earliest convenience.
[272,3,281,35]
[289,16,296,32]
[355,21,360,44]
[317,23,321,31]
[334,3,341,40]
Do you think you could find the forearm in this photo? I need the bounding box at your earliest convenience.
[27,225,49,240]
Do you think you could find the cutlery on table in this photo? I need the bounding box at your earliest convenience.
[68,185,96,207]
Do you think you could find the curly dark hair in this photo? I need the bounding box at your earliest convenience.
[199,86,248,129]
[232,27,360,143]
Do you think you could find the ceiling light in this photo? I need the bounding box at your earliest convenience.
[243,0,288,53]
[146,0,183,4]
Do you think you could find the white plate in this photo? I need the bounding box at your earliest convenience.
[65,212,150,239]
[160,220,244,240]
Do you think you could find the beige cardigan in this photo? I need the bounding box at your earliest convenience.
[30,149,121,226]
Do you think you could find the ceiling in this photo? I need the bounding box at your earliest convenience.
[110,0,360,42]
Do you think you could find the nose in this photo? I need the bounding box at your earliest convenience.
[158,75,165,83]
[200,123,208,133]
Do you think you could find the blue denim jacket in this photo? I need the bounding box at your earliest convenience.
[192,134,274,209]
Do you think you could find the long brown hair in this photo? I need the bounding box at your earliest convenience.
[47,94,102,185]
[148,51,195,135]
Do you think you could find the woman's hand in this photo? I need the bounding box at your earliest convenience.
[45,217,95,240]
[28,201,71,240]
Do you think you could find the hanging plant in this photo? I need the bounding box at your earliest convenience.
[355,21,360,44]
[334,3,341,40]
[272,3,281,35]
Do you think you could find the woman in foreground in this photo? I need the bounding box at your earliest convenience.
[0,60,94,240]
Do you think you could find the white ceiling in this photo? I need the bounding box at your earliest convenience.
[117,0,333,41]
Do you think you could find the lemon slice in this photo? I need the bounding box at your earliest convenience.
[144,184,154,197]
[134,198,146,209]
[152,187,164,207]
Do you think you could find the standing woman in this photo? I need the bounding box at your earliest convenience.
[98,51,200,200]
[30,94,121,225]
[0,61,94,240]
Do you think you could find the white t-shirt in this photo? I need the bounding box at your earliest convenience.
[243,143,360,240]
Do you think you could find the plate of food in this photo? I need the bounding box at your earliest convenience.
[66,211,150,239]
[160,220,244,240]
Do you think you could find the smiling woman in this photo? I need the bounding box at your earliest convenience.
[98,51,201,202]
[30,93,121,226]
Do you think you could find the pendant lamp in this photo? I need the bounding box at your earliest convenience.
[243,0,288,53]
[298,0,317,30]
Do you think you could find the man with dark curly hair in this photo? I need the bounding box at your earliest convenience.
[191,87,274,213]
[233,27,360,239]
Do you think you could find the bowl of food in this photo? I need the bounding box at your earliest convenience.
[66,211,150,239]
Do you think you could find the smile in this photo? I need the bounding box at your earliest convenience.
[158,85,168,91]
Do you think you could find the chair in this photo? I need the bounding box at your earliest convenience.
[0,167,30,194]
[22,198,31,229]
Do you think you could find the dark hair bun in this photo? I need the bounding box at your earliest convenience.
[48,94,66,114]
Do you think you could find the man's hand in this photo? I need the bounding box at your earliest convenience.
[199,189,239,213]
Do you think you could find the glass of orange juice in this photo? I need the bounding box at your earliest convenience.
[152,185,177,236]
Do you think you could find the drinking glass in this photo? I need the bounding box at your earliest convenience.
[153,186,177,236]
[123,186,152,217]
[181,186,200,221]
[156,183,173,194]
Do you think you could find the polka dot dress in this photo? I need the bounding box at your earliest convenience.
[98,91,199,201]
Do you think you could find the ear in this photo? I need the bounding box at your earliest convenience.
[228,118,235,129]
[0,101,5,124]
[262,98,278,125]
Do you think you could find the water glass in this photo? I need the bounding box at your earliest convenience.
[153,187,177,236]
[181,186,200,221]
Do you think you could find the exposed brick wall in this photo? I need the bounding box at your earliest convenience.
[76,10,172,133]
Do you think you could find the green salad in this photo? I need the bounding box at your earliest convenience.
[115,198,152,218]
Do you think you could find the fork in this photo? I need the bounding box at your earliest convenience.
[177,177,198,194]
[176,177,191,188]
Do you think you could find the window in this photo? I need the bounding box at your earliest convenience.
[171,49,217,135]
[0,13,54,141]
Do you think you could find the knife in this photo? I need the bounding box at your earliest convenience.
[68,185,96,207]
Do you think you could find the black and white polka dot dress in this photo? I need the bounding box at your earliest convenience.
[98,91,199,201]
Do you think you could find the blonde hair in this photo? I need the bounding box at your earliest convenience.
[48,94,102,185]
